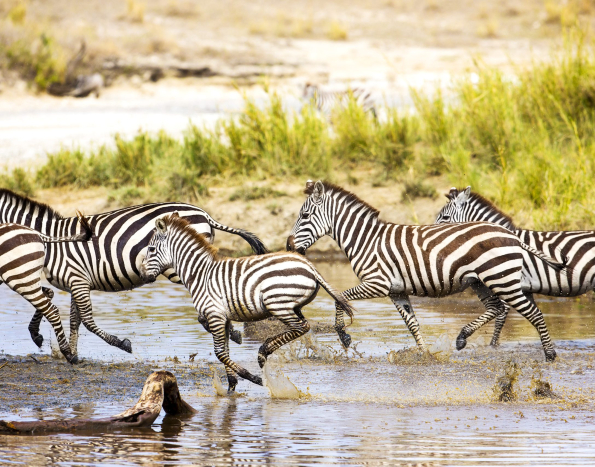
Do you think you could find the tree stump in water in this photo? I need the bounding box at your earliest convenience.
[0,370,195,434]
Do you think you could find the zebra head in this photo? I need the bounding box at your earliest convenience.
[140,217,173,283]
[434,186,471,224]
[287,180,332,255]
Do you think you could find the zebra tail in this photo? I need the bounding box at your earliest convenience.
[313,270,356,324]
[519,241,568,272]
[204,214,269,255]
[38,212,93,243]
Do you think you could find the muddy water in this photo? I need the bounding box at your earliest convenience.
[1,260,595,465]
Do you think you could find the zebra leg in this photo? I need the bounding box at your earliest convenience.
[17,283,77,364]
[208,315,262,391]
[199,316,242,345]
[71,283,133,353]
[28,310,45,348]
[491,306,510,347]
[389,293,427,351]
[257,309,310,368]
[489,287,556,362]
[337,281,390,348]
[456,295,507,350]
[69,299,82,355]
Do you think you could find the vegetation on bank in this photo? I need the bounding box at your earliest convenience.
[4,31,595,230]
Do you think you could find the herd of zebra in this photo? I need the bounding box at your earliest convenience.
[1,179,591,392]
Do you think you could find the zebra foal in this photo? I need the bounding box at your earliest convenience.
[287,180,565,361]
[436,186,594,346]
[140,214,355,392]
[0,214,92,363]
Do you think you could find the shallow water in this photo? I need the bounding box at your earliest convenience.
[1,260,595,465]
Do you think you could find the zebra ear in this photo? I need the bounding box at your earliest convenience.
[455,186,471,206]
[311,180,325,204]
[155,219,167,233]
[305,179,314,191]
[171,211,180,219]
[446,187,458,200]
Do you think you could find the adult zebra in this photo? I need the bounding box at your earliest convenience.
[0,215,92,363]
[140,214,355,392]
[286,180,565,362]
[435,186,593,346]
[303,83,377,118]
[0,189,267,357]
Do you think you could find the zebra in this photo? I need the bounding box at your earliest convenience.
[139,213,355,392]
[303,83,377,118]
[286,180,566,362]
[0,189,267,357]
[435,186,593,346]
[0,214,92,363]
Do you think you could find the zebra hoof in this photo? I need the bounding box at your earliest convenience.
[120,339,133,353]
[545,349,557,362]
[253,375,263,386]
[230,329,242,345]
[258,353,267,369]
[490,339,500,348]
[69,355,79,365]
[33,335,44,348]
[456,336,467,351]
[227,375,238,393]
[338,331,351,348]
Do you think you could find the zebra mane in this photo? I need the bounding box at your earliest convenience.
[164,215,219,259]
[0,189,64,220]
[305,181,380,218]
[466,191,516,230]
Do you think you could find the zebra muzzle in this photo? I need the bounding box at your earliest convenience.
[286,235,295,252]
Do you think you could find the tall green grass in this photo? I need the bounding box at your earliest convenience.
[8,29,595,229]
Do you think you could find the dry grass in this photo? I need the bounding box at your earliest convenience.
[122,0,145,23]
[326,21,348,40]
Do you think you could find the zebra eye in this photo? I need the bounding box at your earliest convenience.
[301,212,310,220]
[148,246,156,253]
[442,215,450,221]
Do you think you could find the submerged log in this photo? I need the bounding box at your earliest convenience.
[0,370,195,434]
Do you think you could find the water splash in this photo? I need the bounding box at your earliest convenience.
[263,364,301,399]
[387,347,438,365]
[493,361,521,402]
[429,332,454,355]
[212,371,227,397]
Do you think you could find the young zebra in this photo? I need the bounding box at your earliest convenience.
[0,214,92,364]
[303,83,377,118]
[140,214,355,392]
[0,189,267,357]
[435,186,594,346]
[286,180,565,362]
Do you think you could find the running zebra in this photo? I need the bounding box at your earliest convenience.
[303,83,377,118]
[140,214,354,392]
[0,189,267,357]
[435,186,594,346]
[286,180,565,362]
[0,215,92,363]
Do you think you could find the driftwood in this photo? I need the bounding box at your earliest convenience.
[0,371,195,435]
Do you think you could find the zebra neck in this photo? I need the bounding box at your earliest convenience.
[0,191,65,235]
[171,236,214,285]
[331,205,381,262]
[468,197,516,231]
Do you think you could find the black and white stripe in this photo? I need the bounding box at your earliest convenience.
[287,180,565,361]
[140,214,354,392]
[436,186,593,345]
[0,216,92,363]
[303,83,377,117]
[0,189,267,357]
